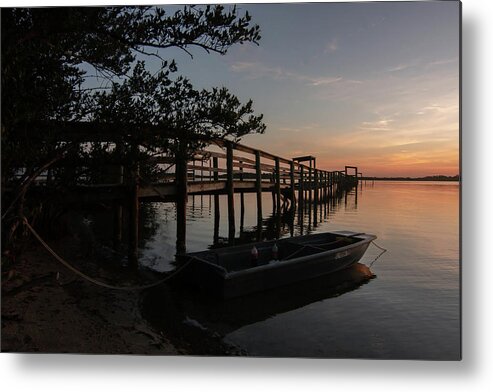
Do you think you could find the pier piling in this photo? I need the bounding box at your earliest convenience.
[226,142,235,243]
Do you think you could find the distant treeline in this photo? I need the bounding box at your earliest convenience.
[194,172,461,182]
[362,175,460,182]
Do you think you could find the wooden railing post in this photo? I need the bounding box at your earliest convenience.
[308,163,312,202]
[226,142,235,242]
[323,171,327,202]
[299,165,304,207]
[239,160,245,233]
[313,169,319,204]
[329,171,332,197]
[255,151,262,236]
[113,147,124,250]
[355,181,358,206]
[128,158,139,270]
[327,172,330,201]
[320,171,324,202]
[323,172,328,217]
[213,157,219,182]
[213,157,220,244]
[275,157,281,213]
[290,161,295,210]
[175,148,188,254]
[307,187,312,229]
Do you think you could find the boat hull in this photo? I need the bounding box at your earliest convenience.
[223,240,371,298]
[179,231,376,298]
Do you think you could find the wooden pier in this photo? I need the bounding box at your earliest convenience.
[10,123,361,268]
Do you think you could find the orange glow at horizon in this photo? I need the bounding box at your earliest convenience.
[315,147,459,177]
[245,121,459,177]
[243,94,459,178]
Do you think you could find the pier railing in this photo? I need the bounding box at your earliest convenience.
[163,139,359,251]
[184,139,358,201]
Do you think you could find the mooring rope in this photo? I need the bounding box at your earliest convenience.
[369,240,387,267]
[22,217,192,291]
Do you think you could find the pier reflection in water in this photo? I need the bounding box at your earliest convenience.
[139,182,357,272]
[140,180,459,359]
[80,180,458,359]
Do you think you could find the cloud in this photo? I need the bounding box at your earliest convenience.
[324,38,338,53]
[309,76,343,86]
[386,63,415,73]
[386,57,458,73]
[427,57,459,67]
[231,54,458,177]
[230,61,283,78]
[230,61,297,80]
[230,61,355,87]
[360,118,394,131]
[229,61,256,72]
[278,123,320,133]
[278,127,302,133]
[420,103,459,115]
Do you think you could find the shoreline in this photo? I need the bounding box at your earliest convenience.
[2,229,375,356]
[1,242,230,355]
[360,178,459,182]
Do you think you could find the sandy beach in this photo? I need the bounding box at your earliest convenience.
[1,242,185,354]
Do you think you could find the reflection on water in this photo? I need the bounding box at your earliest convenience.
[140,185,358,271]
[148,181,459,359]
[144,262,376,338]
[91,181,461,359]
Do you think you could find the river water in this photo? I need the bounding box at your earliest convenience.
[136,180,460,359]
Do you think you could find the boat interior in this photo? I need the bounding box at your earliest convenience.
[191,232,364,273]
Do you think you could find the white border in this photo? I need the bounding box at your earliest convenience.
[2,0,493,391]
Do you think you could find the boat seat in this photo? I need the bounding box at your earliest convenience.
[282,243,324,261]
[307,237,355,250]
[281,237,355,261]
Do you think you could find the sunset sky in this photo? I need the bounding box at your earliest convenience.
[157,1,459,177]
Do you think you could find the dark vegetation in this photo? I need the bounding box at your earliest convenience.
[1,6,266,257]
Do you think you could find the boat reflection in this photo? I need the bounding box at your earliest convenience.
[143,262,376,337]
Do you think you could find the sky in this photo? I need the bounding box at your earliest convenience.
[146,1,460,177]
[157,1,460,177]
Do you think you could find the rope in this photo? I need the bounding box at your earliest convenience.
[371,240,387,252]
[368,240,387,267]
[22,217,193,291]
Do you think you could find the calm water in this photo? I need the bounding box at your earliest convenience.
[137,180,460,359]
